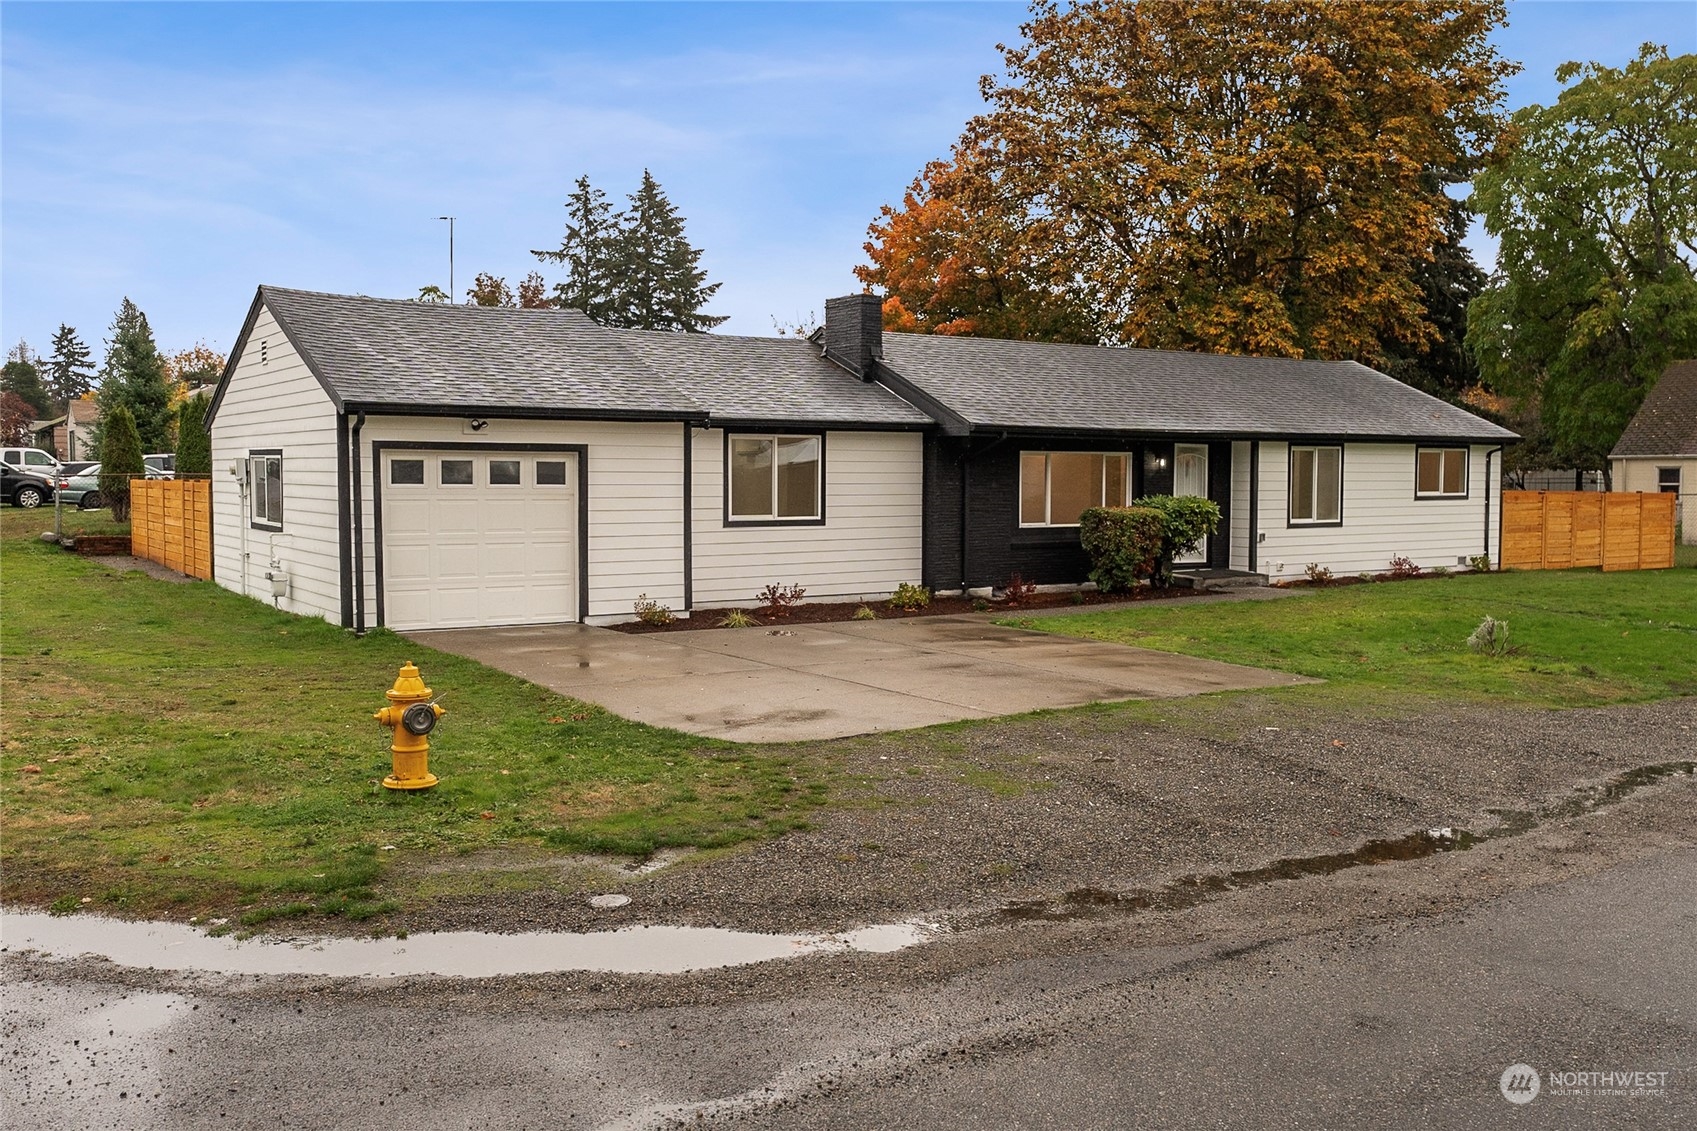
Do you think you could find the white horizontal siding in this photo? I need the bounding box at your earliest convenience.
[1229,440,1252,571]
[1253,442,1499,580]
[209,305,343,622]
[356,417,686,622]
[691,429,923,606]
[1613,457,1696,542]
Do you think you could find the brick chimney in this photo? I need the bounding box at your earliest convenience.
[823,294,884,381]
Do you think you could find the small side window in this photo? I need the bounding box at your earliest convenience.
[249,452,284,529]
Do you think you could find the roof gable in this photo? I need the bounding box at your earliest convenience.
[1612,360,1697,457]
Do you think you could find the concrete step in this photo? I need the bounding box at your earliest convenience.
[1171,570,1269,591]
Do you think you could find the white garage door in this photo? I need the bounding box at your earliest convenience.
[381,451,579,630]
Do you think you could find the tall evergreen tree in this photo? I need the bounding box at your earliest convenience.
[610,170,726,332]
[98,405,145,522]
[175,393,212,476]
[532,175,623,323]
[47,324,96,407]
[2,341,52,418]
[92,299,174,455]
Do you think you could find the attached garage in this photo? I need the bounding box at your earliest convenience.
[376,447,584,630]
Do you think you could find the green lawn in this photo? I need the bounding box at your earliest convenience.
[1,508,827,924]
[1008,569,1697,711]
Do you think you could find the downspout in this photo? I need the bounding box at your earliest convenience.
[352,411,367,634]
[1483,445,1503,567]
[1247,441,1260,574]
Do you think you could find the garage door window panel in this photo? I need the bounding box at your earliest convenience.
[536,460,568,486]
[390,459,424,486]
[489,460,521,486]
[440,459,474,486]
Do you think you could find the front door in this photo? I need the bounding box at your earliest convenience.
[1173,443,1209,565]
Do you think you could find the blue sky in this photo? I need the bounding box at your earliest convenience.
[2,1,1693,361]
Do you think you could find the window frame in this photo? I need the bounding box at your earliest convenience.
[248,449,284,531]
[722,430,827,527]
[1657,467,1681,494]
[1017,450,1134,528]
[1287,444,1344,528]
[1414,446,1470,500]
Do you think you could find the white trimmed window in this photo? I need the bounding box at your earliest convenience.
[1416,447,1468,497]
[729,434,822,521]
[249,452,283,529]
[1019,452,1131,527]
[1289,446,1342,525]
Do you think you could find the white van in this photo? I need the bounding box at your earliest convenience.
[1,447,62,475]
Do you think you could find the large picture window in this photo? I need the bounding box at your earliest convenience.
[249,451,283,529]
[1289,445,1342,525]
[728,434,822,522]
[1019,452,1130,527]
[1416,447,1468,498]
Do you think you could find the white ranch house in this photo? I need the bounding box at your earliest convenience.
[206,288,1516,630]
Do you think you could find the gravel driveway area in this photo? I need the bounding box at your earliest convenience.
[395,695,1696,936]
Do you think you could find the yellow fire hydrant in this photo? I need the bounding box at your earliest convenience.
[374,660,445,790]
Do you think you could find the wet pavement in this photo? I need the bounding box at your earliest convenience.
[407,616,1312,742]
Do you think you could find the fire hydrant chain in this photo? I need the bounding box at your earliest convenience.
[374,661,445,790]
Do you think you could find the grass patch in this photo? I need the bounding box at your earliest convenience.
[1,507,829,921]
[1008,569,1697,711]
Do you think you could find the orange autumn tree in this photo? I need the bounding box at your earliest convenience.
[857,143,1095,342]
[864,0,1515,362]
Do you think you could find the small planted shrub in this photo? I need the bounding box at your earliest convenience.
[1468,554,1493,573]
[1304,563,1334,586]
[1070,590,1086,605]
[1430,565,1451,577]
[971,597,990,612]
[852,604,878,620]
[1079,506,1164,592]
[718,609,759,629]
[1003,573,1038,606]
[1467,615,1512,657]
[888,582,931,612]
[756,583,806,617]
[633,594,675,626]
[1387,555,1421,579]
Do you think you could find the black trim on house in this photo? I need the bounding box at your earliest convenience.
[343,401,709,426]
[351,412,367,633]
[868,362,972,437]
[1247,441,1260,573]
[336,414,352,628]
[681,422,693,612]
[369,440,592,628]
[207,291,347,427]
[720,428,828,528]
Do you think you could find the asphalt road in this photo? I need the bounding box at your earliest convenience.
[4,758,1693,1130]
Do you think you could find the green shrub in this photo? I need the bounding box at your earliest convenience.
[98,405,144,522]
[632,594,675,626]
[852,604,878,620]
[1468,554,1492,573]
[1078,506,1164,592]
[1133,494,1221,581]
[888,582,931,612]
[718,609,759,628]
[175,393,211,476]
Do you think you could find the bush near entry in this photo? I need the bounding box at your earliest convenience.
[1082,496,1221,590]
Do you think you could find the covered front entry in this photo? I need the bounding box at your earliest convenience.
[379,448,581,630]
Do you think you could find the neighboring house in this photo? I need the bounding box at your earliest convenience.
[206,287,1515,630]
[1610,359,1697,544]
[33,400,101,461]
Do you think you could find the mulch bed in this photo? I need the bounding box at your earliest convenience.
[611,585,1210,633]
[65,534,133,556]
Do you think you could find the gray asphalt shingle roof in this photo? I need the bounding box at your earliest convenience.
[621,330,929,426]
[1611,360,1697,457]
[262,287,701,417]
[879,333,1517,442]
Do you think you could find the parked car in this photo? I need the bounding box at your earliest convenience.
[3,463,57,508]
[1,447,63,477]
[144,453,176,479]
[56,463,106,510]
[59,460,99,478]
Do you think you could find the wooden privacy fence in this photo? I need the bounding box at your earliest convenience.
[1501,490,1676,572]
[129,478,212,580]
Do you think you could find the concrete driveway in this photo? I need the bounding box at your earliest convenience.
[406,615,1311,743]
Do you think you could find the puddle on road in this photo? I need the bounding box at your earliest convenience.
[1002,760,1695,924]
[0,916,940,980]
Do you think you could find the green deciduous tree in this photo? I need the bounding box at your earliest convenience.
[175,393,211,476]
[2,341,53,418]
[865,0,1513,366]
[92,299,174,455]
[99,405,144,522]
[1468,44,1697,472]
